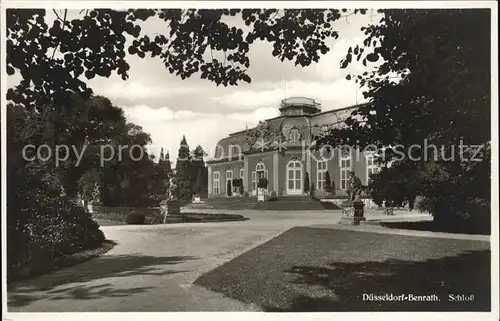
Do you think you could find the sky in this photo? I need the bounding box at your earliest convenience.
[8,9,383,164]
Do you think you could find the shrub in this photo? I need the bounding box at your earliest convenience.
[257,177,268,189]
[310,181,315,197]
[232,178,241,187]
[325,171,333,194]
[145,208,164,224]
[193,182,202,195]
[304,172,310,193]
[414,196,428,212]
[227,180,233,196]
[240,181,245,195]
[243,191,249,197]
[24,197,105,254]
[7,170,106,280]
[268,191,278,201]
[125,211,146,224]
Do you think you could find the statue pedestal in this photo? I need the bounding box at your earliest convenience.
[160,200,168,214]
[167,200,181,214]
[87,200,102,214]
[338,200,366,225]
[257,188,265,202]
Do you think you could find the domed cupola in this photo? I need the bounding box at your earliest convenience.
[279,97,321,116]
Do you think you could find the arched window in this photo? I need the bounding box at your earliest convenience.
[289,127,301,142]
[230,145,241,158]
[252,162,268,191]
[256,162,265,173]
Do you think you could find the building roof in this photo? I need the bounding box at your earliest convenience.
[279,97,322,114]
[213,131,247,160]
[207,99,368,162]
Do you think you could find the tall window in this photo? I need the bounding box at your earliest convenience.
[366,153,380,183]
[252,162,268,191]
[340,151,351,190]
[213,171,220,194]
[317,159,327,191]
[289,127,301,142]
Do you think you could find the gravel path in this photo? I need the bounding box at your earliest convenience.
[8,209,470,312]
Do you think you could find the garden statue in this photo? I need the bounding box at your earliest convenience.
[87,182,101,214]
[91,182,101,203]
[76,192,87,213]
[346,171,363,202]
[168,177,178,200]
[166,177,181,215]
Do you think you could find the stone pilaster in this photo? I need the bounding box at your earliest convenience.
[306,149,312,182]
[244,156,249,193]
[207,165,213,197]
[273,151,279,193]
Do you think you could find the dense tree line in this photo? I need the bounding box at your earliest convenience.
[318,9,491,232]
[173,136,208,200]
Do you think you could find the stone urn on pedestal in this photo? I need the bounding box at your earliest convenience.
[338,171,366,225]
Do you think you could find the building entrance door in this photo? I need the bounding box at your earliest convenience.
[286,160,302,195]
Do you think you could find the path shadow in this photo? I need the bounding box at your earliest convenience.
[8,283,156,307]
[8,254,197,307]
[262,250,490,312]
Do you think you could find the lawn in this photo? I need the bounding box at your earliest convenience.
[194,227,490,312]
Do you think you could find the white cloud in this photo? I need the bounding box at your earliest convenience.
[226,107,280,125]
[313,36,366,80]
[213,78,367,114]
[123,105,278,165]
[211,88,284,110]
[97,80,196,101]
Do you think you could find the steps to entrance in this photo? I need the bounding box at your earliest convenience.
[184,196,340,211]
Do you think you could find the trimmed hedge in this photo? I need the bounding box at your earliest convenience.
[232,178,242,187]
[268,191,278,201]
[92,206,246,225]
[125,211,146,224]
[92,207,163,223]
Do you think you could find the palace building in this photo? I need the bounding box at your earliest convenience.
[206,97,380,199]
